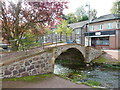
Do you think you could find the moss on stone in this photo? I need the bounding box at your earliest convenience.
[92,57,107,63]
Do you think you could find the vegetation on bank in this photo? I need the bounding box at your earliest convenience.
[81,80,101,87]
[92,54,120,66]
[92,57,107,63]
[3,74,53,82]
[55,73,102,88]
[55,55,120,88]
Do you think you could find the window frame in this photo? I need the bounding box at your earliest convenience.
[116,22,120,29]
[98,24,103,30]
[75,29,80,34]
[107,23,113,29]
[90,25,94,31]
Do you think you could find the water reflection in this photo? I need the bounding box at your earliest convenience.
[54,63,119,88]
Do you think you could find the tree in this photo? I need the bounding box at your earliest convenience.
[54,20,72,42]
[61,13,77,24]
[63,13,77,24]
[75,6,88,22]
[111,0,120,15]
[75,6,87,17]
[89,9,97,19]
[0,0,68,51]
[75,5,97,22]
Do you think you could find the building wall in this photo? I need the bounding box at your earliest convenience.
[86,19,120,49]
[89,20,119,32]
[116,30,120,49]
[0,30,2,44]
[109,36,116,49]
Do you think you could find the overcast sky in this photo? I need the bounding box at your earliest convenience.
[63,0,116,17]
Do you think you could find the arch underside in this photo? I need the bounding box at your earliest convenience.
[55,48,85,65]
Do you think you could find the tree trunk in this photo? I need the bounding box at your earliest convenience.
[66,33,67,42]
[60,32,62,41]
[51,33,53,43]
[11,41,19,51]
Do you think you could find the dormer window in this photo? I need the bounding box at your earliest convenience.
[98,24,102,30]
[108,23,112,29]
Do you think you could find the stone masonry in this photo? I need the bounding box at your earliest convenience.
[1,44,102,78]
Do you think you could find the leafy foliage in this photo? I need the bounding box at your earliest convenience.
[19,31,39,50]
[54,20,72,41]
[62,13,77,24]
[111,0,120,15]
[75,5,97,21]
[62,5,97,24]
[55,20,72,36]
[0,0,68,51]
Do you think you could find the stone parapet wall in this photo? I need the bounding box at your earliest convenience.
[2,52,53,78]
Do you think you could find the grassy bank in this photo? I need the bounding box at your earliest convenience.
[55,73,102,88]
[3,73,54,82]
[92,54,120,66]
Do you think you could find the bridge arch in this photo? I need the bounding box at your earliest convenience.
[55,48,85,64]
[54,45,86,59]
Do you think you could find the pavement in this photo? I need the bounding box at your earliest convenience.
[2,76,91,88]
[103,49,119,60]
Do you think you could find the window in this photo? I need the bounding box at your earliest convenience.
[90,26,94,31]
[76,29,80,34]
[96,37,109,45]
[98,24,102,30]
[108,23,112,29]
[116,22,120,29]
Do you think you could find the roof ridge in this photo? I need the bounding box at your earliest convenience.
[90,14,120,23]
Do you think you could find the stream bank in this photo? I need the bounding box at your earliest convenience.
[54,53,120,89]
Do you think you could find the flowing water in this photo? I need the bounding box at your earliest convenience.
[54,63,120,88]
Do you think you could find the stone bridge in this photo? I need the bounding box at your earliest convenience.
[0,43,102,78]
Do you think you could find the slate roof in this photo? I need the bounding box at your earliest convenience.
[68,20,88,29]
[67,14,120,29]
[90,14,120,23]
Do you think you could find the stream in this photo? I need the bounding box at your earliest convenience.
[54,63,120,88]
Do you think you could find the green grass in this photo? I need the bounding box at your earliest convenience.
[118,62,120,65]
[55,74,101,88]
[81,80,101,87]
[92,57,107,63]
[102,64,120,69]
[92,56,120,68]
[87,80,101,86]
[3,74,53,82]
